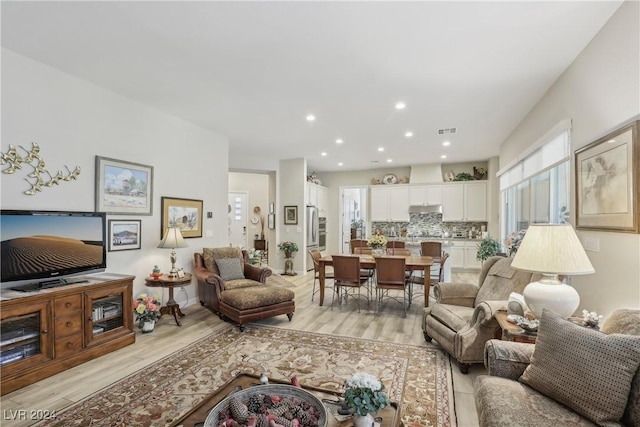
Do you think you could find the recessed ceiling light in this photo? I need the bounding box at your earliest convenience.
[442,141,451,146]
[378,147,384,152]
[321,152,327,156]
[404,131,413,138]
[336,138,343,144]
[338,162,343,166]
[387,159,393,163]
[395,102,406,110]
[441,155,447,159]
[306,114,316,122]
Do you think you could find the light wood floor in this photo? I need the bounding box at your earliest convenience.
[1,270,484,427]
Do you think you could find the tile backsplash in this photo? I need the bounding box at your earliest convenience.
[372,213,487,239]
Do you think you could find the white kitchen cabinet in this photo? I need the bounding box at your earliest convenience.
[370,186,409,221]
[317,186,328,215]
[441,182,487,222]
[408,185,442,206]
[449,241,465,269]
[449,240,482,270]
[306,183,318,206]
[306,182,328,215]
[464,242,482,269]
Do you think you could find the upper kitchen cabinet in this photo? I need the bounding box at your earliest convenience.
[306,182,328,215]
[441,182,487,222]
[370,186,409,222]
[408,185,442,206]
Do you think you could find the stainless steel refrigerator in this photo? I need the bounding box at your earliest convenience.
[306,205,319,270]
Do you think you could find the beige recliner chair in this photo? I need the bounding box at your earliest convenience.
[422,256,539,373]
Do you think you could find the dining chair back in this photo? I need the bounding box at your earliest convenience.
[386,248,411,256]
[350,239,369,254]
[374,256,409,317]
[386,240,406,249]
[353,247,373,255]
[308,249,334,302]
[331,255,369,312]
[430,252,450,286]
[420,241,443,257]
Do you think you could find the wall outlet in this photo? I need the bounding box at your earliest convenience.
[205,230,214,238]
[582,236,600,252]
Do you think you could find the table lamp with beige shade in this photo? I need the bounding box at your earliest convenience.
[158,226,188,278]
[511,224,595,319]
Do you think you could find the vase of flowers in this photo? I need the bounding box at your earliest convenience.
[133,293,161,332]
[278,241,299,258]
[504,230,526,257]
[367,234,387,255]
[343,372,390,427]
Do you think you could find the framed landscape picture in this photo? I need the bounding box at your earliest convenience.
[575,120,639,233]
[284,205,298,225]
[161,197,203,238]
[95,156,153,215]
[108,219,141,252]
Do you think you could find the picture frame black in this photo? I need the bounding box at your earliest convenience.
[284,205,298,225]
[108,219,142,251]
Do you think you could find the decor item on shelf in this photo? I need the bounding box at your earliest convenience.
[503,229,526,257]
[382,173,398,184]
[398,176,410,184]
[351,219,364,229]
[307,171,321,185]
[476,237,501,262]
[1,142,81,195]
[582,309,603,327]
[343,372,390,427]
[473,166,487,180]
[133,293,161,332]
[444,170,455,182]
[454,172,474,181]
[370,177,382,185]
[150,265,162,279]
[158,226,188,278]
[511,224,595,319]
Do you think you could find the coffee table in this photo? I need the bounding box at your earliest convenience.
[171,373,401,427]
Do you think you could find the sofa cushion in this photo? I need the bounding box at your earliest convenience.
[222,285,295,310]
[520,309,640,426]
[216,257,245,281]
[429,303,474,332]
[203,247,244,276]
[224,278,262,291]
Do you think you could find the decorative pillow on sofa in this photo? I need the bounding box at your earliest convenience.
[215,258,245,281]
[520,309,640,426]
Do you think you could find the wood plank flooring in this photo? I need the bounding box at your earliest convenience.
[0,269,484,427]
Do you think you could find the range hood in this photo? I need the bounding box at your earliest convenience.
[408,204,443,214]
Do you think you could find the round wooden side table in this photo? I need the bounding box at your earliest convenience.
[144,273,192,326]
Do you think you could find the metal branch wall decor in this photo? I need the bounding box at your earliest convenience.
[1,143,81,195]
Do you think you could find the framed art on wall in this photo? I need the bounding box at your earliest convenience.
[268,213,276,229]
[575,120,639,233]
[108,219,141,251]
[284,205,298,225]
[95,156,153,215]
[161,197,203,238]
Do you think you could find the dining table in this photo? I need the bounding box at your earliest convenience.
[317,254,436,308]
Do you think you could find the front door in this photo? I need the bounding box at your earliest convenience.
[228,192,248,249]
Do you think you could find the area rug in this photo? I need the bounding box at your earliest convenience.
[35,325,456,427]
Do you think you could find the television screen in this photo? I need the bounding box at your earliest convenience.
[1,210,107,287]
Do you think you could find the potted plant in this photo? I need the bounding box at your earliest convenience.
[476,237,501,263]
[367,234,387,255]
[133,293,162,333]
[150,265,162,279]
[343,372,390,427]
[277,241,299,258]
[454,172,474,181]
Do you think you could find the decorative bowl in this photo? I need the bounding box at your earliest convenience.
[204,384,328,427]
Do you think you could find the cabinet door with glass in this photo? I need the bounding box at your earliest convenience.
[84,283,132,347]
[0,301,52,372]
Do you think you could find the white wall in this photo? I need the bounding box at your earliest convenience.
[278,158,306,272]
[1,49,230,306]
[498,1,640,317]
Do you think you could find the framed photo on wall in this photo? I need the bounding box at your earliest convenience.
[268,213,276,229]
[284,205,298,225]
[95,156,153,215]
[575,120,639,233]
[108,219,141,251]
[161,197,203,238]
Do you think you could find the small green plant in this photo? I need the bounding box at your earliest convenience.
[343,372,390,416]
[351,219,364,229]
[454,172,474,181]
[476,237,501,262]
[277,241,299,253]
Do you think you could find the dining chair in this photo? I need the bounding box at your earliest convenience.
[308,249,334,302]
[353,246,372,255]
[386,240,406,249]
[420,241,443,257]
[410,252,450,305]
[386,248,411,256]
[331,255,370,312]
[430,253,450,286]
[350,239,369,254]
[374,256,409,317]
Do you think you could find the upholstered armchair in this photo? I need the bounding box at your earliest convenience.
[194,247,272,314]
[422,256,539,373]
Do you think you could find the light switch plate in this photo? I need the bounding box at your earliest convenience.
[582,236,600,252]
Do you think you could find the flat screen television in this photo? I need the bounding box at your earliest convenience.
[1,210,107,290]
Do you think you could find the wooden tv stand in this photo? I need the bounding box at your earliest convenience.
[0,274,135,395]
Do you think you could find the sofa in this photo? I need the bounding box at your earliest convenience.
[475,309,640,427]
[194,247,295,331]
[422,256,539,373]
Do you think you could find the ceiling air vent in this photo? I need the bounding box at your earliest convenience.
[437,128,457,135]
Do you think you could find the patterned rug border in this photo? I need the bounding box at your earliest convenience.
[35,323,456,427]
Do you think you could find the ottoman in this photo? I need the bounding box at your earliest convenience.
[218,283,295,331]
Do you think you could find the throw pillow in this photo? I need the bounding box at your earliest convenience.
[215,258,245,281]
[520,309,640,426]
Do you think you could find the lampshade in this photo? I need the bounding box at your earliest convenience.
[158,227,188,249]
[158,227,188,278]
[511,224,594,318]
